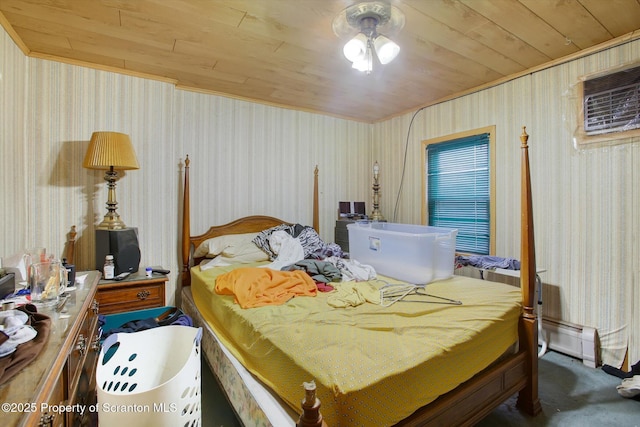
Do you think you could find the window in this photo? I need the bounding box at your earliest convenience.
[576,63,640,147]
[422,127,495,255]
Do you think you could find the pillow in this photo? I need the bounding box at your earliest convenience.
[199,249,268,270]
[193,232,266,260]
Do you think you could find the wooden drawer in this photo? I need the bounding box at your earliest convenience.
[66,299,99,427]
[98,277,166,315]
[29,373,66,427]
[67,311,90,392]
[67,339,99,427]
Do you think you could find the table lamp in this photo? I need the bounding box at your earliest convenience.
[371,161,385,221]
[83,131,139,230]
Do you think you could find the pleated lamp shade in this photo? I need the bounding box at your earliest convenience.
[83,131,139,170]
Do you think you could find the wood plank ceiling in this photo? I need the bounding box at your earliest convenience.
[1,0,640,122]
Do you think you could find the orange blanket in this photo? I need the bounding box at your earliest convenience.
[215,267,317,308]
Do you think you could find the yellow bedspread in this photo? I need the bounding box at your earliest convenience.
[192,263,522,427]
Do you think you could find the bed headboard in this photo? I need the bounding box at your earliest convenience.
[180,157,319,287]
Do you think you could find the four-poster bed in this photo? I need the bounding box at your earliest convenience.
[180,128,541,426]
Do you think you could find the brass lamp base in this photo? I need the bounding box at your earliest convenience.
[96,214,127,230]
[96,168,128,230]
[371,175,384,221]
[370,210,385,221]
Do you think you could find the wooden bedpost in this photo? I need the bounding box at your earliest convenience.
[63,225,77,265]
[296,381,328,427]
[517,127,542,415]
[182,155,191,287]
[313,165,319,233]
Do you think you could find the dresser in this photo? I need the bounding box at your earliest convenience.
[1,271,100,427]
[334,219,356,252]
[97,270,167,315]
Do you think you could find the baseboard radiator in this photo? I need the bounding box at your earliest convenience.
[454,268,599,367]
[539,317,599,368]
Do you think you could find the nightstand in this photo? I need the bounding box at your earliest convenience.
[97,270,167,315]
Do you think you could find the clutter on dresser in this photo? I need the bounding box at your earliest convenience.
[0,248,85,311]
[61,257,75,287]
[29,260,66,307]
[0,268,15,300]
[0,303,51,384]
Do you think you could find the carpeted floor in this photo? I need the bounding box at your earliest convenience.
[202,350,640,427]
[478,350,640,427]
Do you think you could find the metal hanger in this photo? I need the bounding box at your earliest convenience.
[379,283,462,307]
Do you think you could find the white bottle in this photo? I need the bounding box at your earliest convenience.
[104,255,115,280]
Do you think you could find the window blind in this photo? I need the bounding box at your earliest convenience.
[427,133,490,254]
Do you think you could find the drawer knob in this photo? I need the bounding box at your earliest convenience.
[92,333,101,352]
[75,334,87,355]
[137,290,151,300]
[39,413,54,427]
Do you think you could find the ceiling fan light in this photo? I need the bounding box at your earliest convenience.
[333,2,405,73]
[374,35,400,64]
[352,47,373,74]
[343,33,368,62]
[352,58,370,72]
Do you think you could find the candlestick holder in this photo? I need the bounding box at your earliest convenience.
[371,161,385,221]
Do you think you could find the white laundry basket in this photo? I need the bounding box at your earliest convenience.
[97,325,203,427]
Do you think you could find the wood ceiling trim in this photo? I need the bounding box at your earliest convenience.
[174,82,365,123]
[129,60,248,86]
[28,50,178,86]
[0,11,29,54]
[16,26,72,50]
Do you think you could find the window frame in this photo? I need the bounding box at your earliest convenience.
[421,126,496,255]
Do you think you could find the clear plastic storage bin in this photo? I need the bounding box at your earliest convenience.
[97,325,203,427]
[348,222,458,284]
